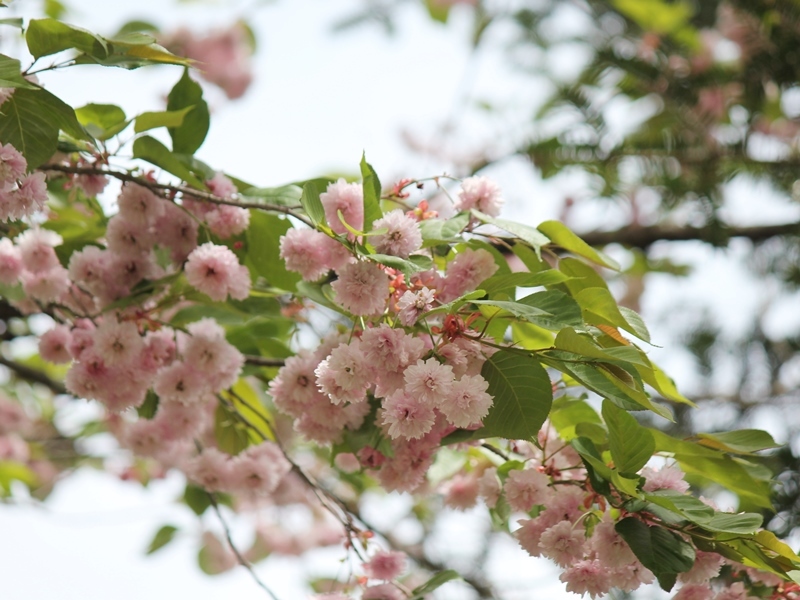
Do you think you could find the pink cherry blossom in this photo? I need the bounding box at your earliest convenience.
[39,325,73,364]
[0,143,26,182]
[371,209,422,258]
[280,228,334,281]
[185,242,251,302]
[538,520,586,567]
[363,550,407,580]
[117,183,164,227]
[440,247,499,302]
[673,584,715,600]
[15,228,62,272]
[381,389,436,440]
[315,341,371,405]
[331,261,390,316]
[455,175,504,216]
[395,286,435,326]
[641,464,690,493]
[439,373,492,428]
[0,238,22,284]
[559,559,611,599]
[504,468,552,512]
[320,178,364,236]
[403,358,455,407]
[92,318,144,367]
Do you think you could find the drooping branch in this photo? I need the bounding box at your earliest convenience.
[40,163,314,227]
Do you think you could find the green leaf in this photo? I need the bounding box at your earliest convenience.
[423,0,451,23]
[134,106,194,133]
[538,220,620,270]
[575,287,650,342]
[146,525,178,555]
[478,350,553,440]
[550,396,602,441]
[220,379,274,444]
[471,299,554,325]
[183,484,212,515]
[26,18,107,59]
[0,54,36,89]
[651,430,773,509]
[246,212,300,291]
[479,270,570,297]
[699,512,763,534]
[132,136,205,188]
[472,209,550,256]
[411,570,461,598]
[360,153,383,231]
[0,460,38,493]
[300,180,326,226]
[516,290,584,330]
[419,212,470,245]
[214,401,250,455]
[75,103,128,140]
[0,18,23,29]
[136,390,159,419]
[242,184,302,207]
[0,86,90,168]
[166,69,209,155]
[615,517,696,591]
[696,430,781,455]
[602,400,655,474]
[369,253,432,277]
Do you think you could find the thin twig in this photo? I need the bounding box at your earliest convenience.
[40,163,314,227]
[206,492,282,600]
[0,356,67,394]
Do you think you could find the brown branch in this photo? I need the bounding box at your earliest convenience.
[577,221,800,250]
[40,164,314,227]
[0,356,67,394]
[244,355,287,368]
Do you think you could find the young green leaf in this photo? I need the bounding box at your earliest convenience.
[602,400,655,474]
[360,153,383,231]
[146,525,178,555]
[167,69,209,155]
[538,220,620,270]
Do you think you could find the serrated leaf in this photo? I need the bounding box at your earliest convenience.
[602,400,655,474]
[166,69,209,154]
[132,135,205,188]
[516,289,584,330]
[479,350,552,440]
[134,106,194,133]
[360,153,383,231]
[538,220,620,270]
[0,86,90,168]
[411,570,461,598]
[615,517,695,591]
[146,525,178,555]
[550,396,602,441]
[0,54,36,89]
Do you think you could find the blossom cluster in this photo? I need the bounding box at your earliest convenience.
[0,143,48,222]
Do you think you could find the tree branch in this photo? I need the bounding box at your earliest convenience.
[0,356,67,394]
[577,220,800,250]
[244,355,287,368]
[40,163,314,227]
